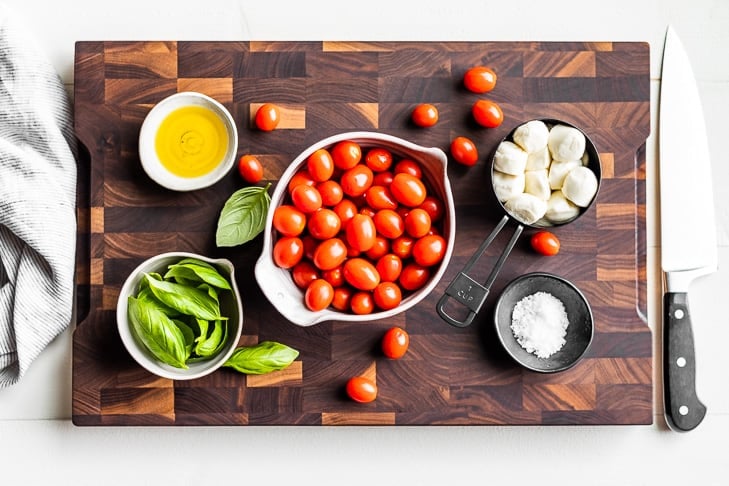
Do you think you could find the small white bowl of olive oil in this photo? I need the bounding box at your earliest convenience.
[139,92,238,191]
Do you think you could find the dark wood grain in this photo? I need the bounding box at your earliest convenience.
[73,41,652,426]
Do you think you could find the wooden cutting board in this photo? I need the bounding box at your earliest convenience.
[72,41,652,426]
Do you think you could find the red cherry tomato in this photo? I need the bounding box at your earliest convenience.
[307,148,335,182]
[472,99,504,128]
[411,103,439,127]
[381,326,409,359]
[365,147,393,172]
[399,263,430,291]
[345,213,377,252]
[307,208,341,240]
[365,236,390,260]
[404,208,431,238]
[273,205,306,236]
[238,155,264,183]
[350,291,375,315]
[317,180,344,207]
[343,257,381,291]
[390,173,427,207]
[312,237,348,271]
[304,278,334,311]
[340,164,374,197]
[290,184,323,213]
[331,140,362,170]
[273,236,304,269]
[450,136,479,166]
[364,185,398,210]
[373,170,394,187]
[412,234,447,267]
[530,230,561,256]
[291,260,319,289]
[331,286,354,311]
[346,376,378,402]
[391,235,414,259]
[321,266,344,287]
[376,253,403,282]
[373,281,402,310]
[373,209,404,239]
[393,159,422,178]
[418,196,444,222]
[333,199,358,229]
[463,66,497,94]
[287,169,316,193]
[255,103,280,131]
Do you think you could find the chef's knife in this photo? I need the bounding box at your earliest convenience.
[659,25,717,432]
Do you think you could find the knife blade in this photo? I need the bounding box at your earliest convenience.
[659,25,717,432]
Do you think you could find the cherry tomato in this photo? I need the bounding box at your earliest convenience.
[346,376,378,402]
[391,235,414,259]
[373,282,402,311]
[321,266,344,287]
[345,213,377,252]
[418,196,444,222]
[365,147,393,172]
[373,209,404,239]
[365,236,390,260]
[291,183,323,213]
[255,103,280,131]
[390,173,427,207]
[317,180,344,207]
[376,253,402,282]
[530,230,561,256]
[238,155,263,183]
[450,136,479,166]
[399,263,430,291]
[350,291,375,315]
[381,326,409,359]
[273,236,304,269]
[304,278,334,311]
[373,170,394,187]
[343,257,381,291]
[411,103,439,127]
[307,148,335,182]
[340,164,374,197]
[472,99,504,128]
[292,260,319,289]
[331,140,362,170]
[364,185,398,210]
[331,286,354,311]
[404,208,432,238]
[412,234,447,267]
[273,205,306,236]
[393,159,423,178]
[287,169,316,193]
[312,237,348,270]
[307,208,341,240]
[463,66,497,94]
[332,199,357,229]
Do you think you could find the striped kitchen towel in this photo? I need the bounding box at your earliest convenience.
[0,4,77,387]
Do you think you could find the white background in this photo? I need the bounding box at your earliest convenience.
[1,0,727,484]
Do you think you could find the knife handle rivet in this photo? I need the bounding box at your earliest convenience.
[673,308,685,320]
[676,357,687,367]
[679,405,689,416]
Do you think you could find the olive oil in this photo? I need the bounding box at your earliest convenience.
[155,105,229,178]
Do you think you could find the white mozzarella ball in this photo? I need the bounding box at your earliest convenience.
[493,140,528,175]
[525,146,551,171]
[548,159,581,190]
[548,124,586,162]
[513,120,550,153]
[561,166,599,207]
[544,190,580,224]
[524,170,550,201]
[492,170,525,202]
[504,193,548,225]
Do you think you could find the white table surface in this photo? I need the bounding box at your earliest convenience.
[1,0,727,484]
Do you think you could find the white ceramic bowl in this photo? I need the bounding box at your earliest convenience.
[117,252,243,380]
[138,91,238,191]
[255,131,456,326]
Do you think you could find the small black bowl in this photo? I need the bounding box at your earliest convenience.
[493,272,593,373]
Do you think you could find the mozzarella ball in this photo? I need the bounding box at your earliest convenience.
[504,193,548,225]
[493,140,528,175]
[524,170,550,201]
[548,159,581,190]
[525,146,551,171]
[561,166,599,207]
[544,190,580,224]
[493,170,525,202]
[548,124,586,162]
[513,120,549,153]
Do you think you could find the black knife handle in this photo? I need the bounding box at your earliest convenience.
[663,292,706,431]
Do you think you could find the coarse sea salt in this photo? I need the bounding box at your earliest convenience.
[510,291,568,359]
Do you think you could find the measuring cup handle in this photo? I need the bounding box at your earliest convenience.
[436,293,478,328]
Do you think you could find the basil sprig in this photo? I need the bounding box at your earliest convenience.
[223,341,299,374]
[216,183,271,247]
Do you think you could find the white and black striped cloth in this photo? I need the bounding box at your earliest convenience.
[0,4,77,387]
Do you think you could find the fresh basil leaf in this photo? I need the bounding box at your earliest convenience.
[197,283,219,303]
[195,320,226,357]
[127,296,189,369]
[145,274,225,321]
[164,261,232,290]
[137,287,181,317]
[173,319,195,357]
[216,183,271,247]
[223,341,299,375]
[193,318,209,344]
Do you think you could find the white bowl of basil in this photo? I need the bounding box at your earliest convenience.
[117,252,244,380]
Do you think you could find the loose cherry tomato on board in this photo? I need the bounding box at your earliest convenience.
[346,376,378,403]
[238,155,264,183]
[304,278,334,311]
[472,99,504,128]
[530,230,561,256]
[373,281,402,310]
[450,136,479,166]
[463,66,497,94]
[411,103,439,127]
[381,326,409,359]
[254,103,280,131]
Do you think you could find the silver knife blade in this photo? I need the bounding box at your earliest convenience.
[659,25,717,432]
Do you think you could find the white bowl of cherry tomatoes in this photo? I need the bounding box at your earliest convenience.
[254,131,456,326]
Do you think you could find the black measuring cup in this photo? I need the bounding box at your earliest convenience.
[437,119,602,328]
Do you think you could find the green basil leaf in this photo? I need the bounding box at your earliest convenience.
[193,318,209,344]
[164,261,232,290]
[173,319,195,356]
[137,287,181,317]
[216,183,271,247]
[195,320,227,357]
[197,283,219,303]
[145,274,225,321]
[127,296,189,369]
[223,341,299,375]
